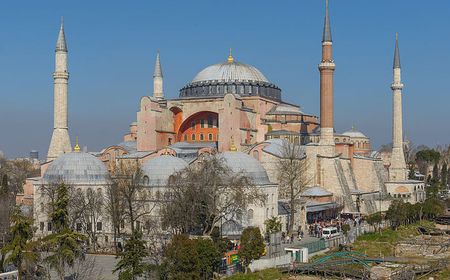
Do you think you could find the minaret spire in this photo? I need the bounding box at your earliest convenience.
[47,18,72,161]
[389,33,407,181]
[318,0,336,156]
[56,17,67,52]
[153,51,164,99]
[393,33,401,69]
[322,0,332,43]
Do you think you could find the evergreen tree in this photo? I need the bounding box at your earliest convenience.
[114,230,149,280]
[238,227,265,273]
[41,183,86,280]
[441,162,448,188]
[1,206,37,278]
[432,163,439,183]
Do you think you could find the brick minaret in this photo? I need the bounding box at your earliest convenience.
[318,0,336,156]
[47,18,72,161]
[389,33,407,181]
[153,51,164,99]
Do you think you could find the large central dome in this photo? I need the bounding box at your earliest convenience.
[192,61,269,84]
[179,53,281,101]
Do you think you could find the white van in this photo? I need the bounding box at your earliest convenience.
[322,227,340,239]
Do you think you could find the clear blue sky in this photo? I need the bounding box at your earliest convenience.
[1,0,449,159]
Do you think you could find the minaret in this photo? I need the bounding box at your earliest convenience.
[153,51,164,99]
[318,0,336,156]
[47,18,72,161]
[389,33,407,181]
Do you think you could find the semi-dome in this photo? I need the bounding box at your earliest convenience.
[342,127,367,138]
[43,152,110,185]
[142,155,188,187]
[219,151,272,185]
[192,61,269,84]
[179,53,281,101]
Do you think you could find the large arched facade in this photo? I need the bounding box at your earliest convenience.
[177,111,219,143]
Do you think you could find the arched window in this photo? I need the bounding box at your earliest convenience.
[143,176,149,186]
[184,134,188,141]
[200,134,204,141]
[191,134,196,141]
[247,209,254,224]
[208,133,213,141]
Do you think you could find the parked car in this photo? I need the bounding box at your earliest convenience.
[322,227,340,239]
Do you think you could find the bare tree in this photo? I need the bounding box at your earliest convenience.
[276,141,310,235]
[111,161,155,233]
[161,155,264,236]
[71,188,104,252]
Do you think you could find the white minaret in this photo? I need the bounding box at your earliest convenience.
[47,18,72,161]
[153,51,164,99]
[389,33,407,181]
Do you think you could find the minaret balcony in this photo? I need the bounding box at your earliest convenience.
[390,83,403,90]
[318,61,335,70]
[53,72,69,79]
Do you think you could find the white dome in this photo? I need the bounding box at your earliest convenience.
[192,61,269,84]
[142,155,189,187]
[342,127,368,138]
[219,152,272,185]
[43,152,110,185]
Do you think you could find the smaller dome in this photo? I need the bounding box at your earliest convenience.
[342,127,367,138]
[43,152,110,185]
[301,186,333,197]
[219,152,271,185]
[142,155,188,187]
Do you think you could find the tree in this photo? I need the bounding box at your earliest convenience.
[341,224,351,243]
[386,200,407,230]
[264,217,282,234]
[416,149,440,178]
[440,162,448,188]
[161,234,221,280]
[104,181,125,254]
[113,230,149,280]
[161,155,264,235]
[276,141,310,235]
[422,198,444,219]
[1,206,38,278]
[111,161,153,233]
[238,227,265,273]
[40,183,87,280]
[366,212,382,232]
[71,187,104,252]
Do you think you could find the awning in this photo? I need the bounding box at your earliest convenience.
[306,202,341,213]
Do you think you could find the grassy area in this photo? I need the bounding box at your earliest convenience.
[352,221,435,258]
[226,268,283,280]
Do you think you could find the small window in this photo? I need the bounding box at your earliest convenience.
[208,134,213,141]
[191,134,196,141]
[97,222,102,231]
[168,138,172,145]
[184,134,188,141]
[47,222,52,232]
[200,119,205,128]
[208,117,213,128]
[143,176,149,185]
[40,222,44,231]
[200,134,204,141]
[105,235,109,243]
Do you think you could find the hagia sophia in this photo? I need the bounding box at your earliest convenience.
[18,1,425,246]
